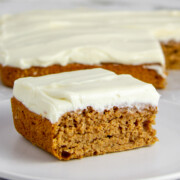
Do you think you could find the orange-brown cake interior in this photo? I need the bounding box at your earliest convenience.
[161,41,180,69]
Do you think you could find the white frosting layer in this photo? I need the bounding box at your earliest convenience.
[13,68,160,123]
[0,10,171,78]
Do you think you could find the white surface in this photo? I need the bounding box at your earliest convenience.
[0,71,179,180]
[0,0,180,13]
[13,68,159,123]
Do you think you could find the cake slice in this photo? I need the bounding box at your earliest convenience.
[0,10,167,88]
[11,68,160,160]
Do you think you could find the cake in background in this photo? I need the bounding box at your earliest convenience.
[1,10,180,88]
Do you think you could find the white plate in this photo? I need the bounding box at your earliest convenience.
[0,72,180,180]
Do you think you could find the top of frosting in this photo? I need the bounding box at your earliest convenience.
[0,9,172,70]
[13,68,160,123]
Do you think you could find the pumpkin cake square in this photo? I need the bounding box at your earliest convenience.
[11,68,160,160]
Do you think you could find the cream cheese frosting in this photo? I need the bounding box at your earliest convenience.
[13,68,160,123]
[0,10,173,78]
